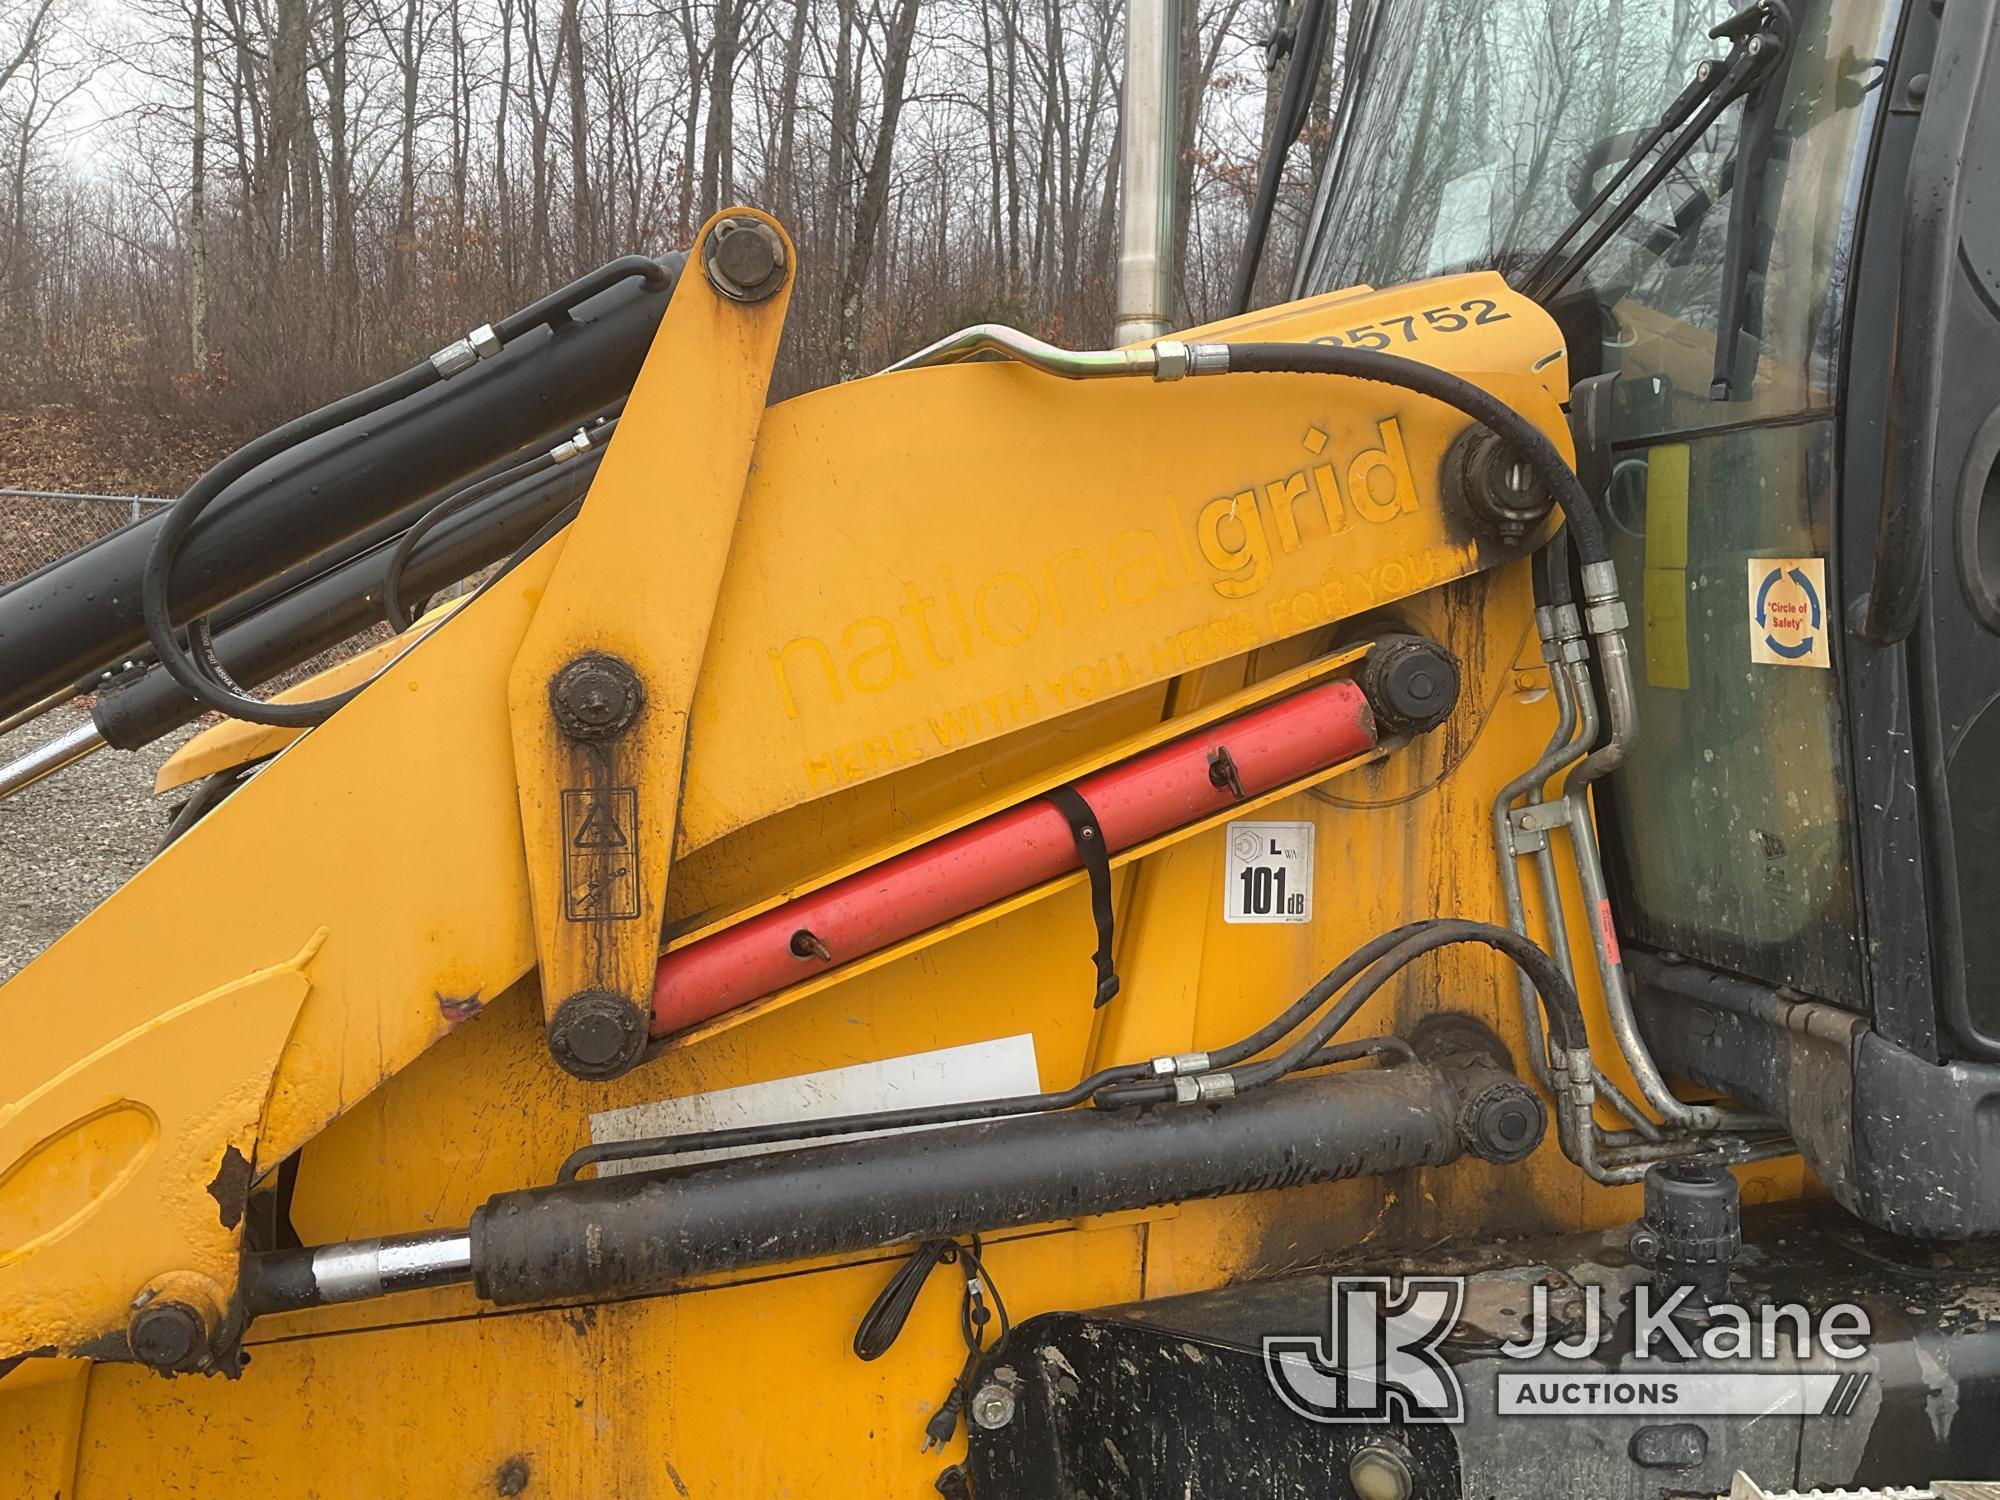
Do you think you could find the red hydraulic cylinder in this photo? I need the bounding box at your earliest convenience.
[649,676,1379,1037]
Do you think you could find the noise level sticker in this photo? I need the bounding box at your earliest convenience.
[1748,556,1830,669]
[1224,820,1314,924]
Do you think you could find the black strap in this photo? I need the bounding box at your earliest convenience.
[1047,785,1120,1007]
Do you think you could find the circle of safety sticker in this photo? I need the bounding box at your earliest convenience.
[1224,820,1315,924]
[1746,556,1830,669]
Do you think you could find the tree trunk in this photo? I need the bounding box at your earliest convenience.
[189,0,208,370]
[561,0,591,263]
[771,0,808,220]
[835,0,920,378]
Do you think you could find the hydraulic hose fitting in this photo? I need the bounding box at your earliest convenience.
[429,323,501,379]
[1444,427,1556,547]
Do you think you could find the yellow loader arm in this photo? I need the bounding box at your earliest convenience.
[0,211,1575,1371]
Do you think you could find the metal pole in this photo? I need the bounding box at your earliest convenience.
[1114,0,1183,345]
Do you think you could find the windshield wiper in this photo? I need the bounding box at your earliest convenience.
[1520,0,1793,395]
[1230,0,1337,316]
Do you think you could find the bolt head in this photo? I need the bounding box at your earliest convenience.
[1348,1440,1416,1500]
[548,990,648,1079]
[968,1382,1017,1431]
[704,217,787,302]
[129,1300,205,1372]
[550,653,643,741]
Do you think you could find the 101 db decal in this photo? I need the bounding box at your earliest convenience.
[1224,820,1315,923]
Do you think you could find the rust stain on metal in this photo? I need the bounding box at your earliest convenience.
[206,1143,254,1230]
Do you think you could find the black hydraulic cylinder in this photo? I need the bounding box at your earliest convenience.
[0,261,677,722]
[469,1066,1478,1307]
[91,454,600,749]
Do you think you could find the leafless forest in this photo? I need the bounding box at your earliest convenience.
[0,0,1347,454]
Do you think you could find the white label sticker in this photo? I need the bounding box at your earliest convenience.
[586,1034,1040,1175]
[1223,820,1315,924]
[1747,556,1831,668]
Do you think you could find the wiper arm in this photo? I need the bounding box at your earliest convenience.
[1707,15,1792,398]
[1521,0,1792,312]
[1230,0,1336,316]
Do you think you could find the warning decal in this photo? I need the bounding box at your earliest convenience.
[1747,557,1830,669]
[562,787,640,921]
[1223,820,1314,924]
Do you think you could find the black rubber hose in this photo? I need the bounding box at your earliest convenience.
[1094,920,1584,1109]
[93,454,600,749]
[495,254,670,341]
[140,259,671,730]
[1218,343,1609,567]
[140,361,441,727]
[1234,920,1587,1089]
[557,1050,1163,1181]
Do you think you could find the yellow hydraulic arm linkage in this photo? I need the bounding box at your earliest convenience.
[0,210,1577,1375]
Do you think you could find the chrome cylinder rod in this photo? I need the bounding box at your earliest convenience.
[0,721,106,803]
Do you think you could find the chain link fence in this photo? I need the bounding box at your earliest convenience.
[1,489,170,588]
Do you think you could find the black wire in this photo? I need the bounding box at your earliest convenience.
[556,1051,1161,1181]
[851,1234,1011,1451]
[1219,343,1610,566]
[140,258,669,730]
[854,1240,955,1360]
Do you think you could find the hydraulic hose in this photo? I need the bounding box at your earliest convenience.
[1211,343,1609,567]
[381,413,619,631]
[92,453,602,749]
[562,917,1571,1182]
[139,258,672,730]
[1095,919,1586,1109]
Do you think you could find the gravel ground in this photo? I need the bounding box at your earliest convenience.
[0,702,200,981]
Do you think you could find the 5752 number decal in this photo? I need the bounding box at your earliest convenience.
[1310,297,1510,352]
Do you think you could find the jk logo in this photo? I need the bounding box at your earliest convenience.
[1263,1276,1466,1423]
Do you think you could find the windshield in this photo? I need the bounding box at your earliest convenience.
[1301,0,1743,294]
[1298,0,1896,434]
[1297,0,1904,1006]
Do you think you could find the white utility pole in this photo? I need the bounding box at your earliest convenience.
[1114,0,1183,345]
